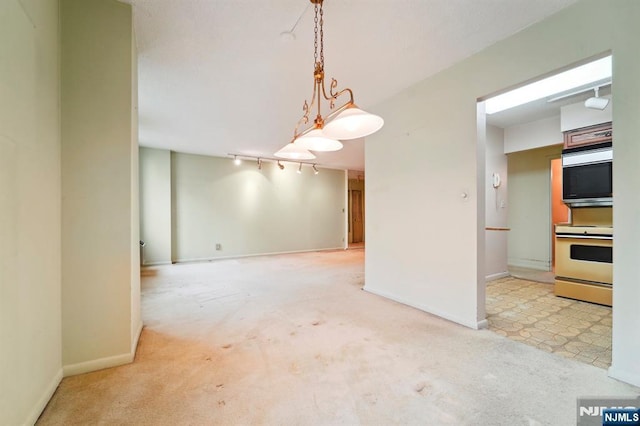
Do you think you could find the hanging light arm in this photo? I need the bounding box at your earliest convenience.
[292,69,357,141]
[282,0,383,153]
[291,0,356,142]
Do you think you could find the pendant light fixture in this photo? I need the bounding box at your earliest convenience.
[274,140,316,160]
[275,0,383,159]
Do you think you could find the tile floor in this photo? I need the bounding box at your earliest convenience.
[487,276,612,369]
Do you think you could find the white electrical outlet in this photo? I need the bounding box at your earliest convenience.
[215,243,221,250]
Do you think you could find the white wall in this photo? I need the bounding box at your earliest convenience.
[61,0,139,375]
[504,116,562,154]
[130,28,141,356]
[139,148,172,265]
[170,153,346,261]
[507,145,562,270]
[366,0,640,386]
[0,1,62,424]
[485,125,508,280]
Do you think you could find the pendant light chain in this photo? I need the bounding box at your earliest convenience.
[313,4,319,67]
[312,2,324,69]
[319,2,324,68]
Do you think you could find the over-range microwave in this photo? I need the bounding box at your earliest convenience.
[562,142,612,208]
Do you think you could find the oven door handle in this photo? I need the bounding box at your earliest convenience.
[556,234,613,240]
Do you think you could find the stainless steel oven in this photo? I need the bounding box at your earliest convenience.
[555,225,612,306]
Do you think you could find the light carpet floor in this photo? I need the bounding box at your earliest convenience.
[38,249,638,425]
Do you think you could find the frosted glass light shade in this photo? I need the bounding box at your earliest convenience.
[294,128,343,152]
[323,107,384,140]
[274,142,316,160]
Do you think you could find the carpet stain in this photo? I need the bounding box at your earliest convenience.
[414,381,429,394]
[222,344,232,349]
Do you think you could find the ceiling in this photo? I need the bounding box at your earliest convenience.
[125,0,579,171]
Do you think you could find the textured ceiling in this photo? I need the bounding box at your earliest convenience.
[125,0,578,170]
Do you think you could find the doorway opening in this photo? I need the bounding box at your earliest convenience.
[479,53,613,369]
[347,171,365,249]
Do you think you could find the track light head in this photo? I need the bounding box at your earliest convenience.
[297,163,302,174]
[234,155,241,166]
[277,161,284,170]
[312,164,319,175]
[584,86,610,110]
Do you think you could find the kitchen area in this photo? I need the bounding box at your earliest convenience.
[483,55,616,368]
[555,121,613,306]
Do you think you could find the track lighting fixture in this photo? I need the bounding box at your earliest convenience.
[312,164,319,175]
[584,87,610,110]
[229,154,320,172]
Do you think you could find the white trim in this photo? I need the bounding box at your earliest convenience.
[172,246,345,264]
[62,324,143,378]
[23,368,62,426]
[63,352,133,377]
[486,271,509,282]
[507,258,550,271]
[363,285,487,330]
[142,261,171,266]
[131,321,143,355]
[608,366,640,388]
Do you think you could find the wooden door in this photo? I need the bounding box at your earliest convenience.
[351,190,363,243]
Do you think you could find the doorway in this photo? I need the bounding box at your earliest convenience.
[348,174,365,248]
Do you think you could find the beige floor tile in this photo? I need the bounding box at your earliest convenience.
[487,275,612,370]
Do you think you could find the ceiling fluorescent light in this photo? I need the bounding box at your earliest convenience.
[485,56,612,114]
[275,0,383,156]
[546,80,611,103]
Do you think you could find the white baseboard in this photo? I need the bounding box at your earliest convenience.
[131,321,143,356]
[608,365,640,388]
[63,322,144,377]
[363,285,487,330]
[142,261,171,266]
[173,246,345,264]
[63,352,133,377]
[24,368,62,426]
[486,271,509,282]
[508,259,550,271]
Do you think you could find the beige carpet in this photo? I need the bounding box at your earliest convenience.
[38,250,638,425]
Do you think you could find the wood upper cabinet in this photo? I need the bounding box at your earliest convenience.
[563,122,612,149]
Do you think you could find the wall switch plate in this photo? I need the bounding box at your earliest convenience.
[215,243,221,250]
